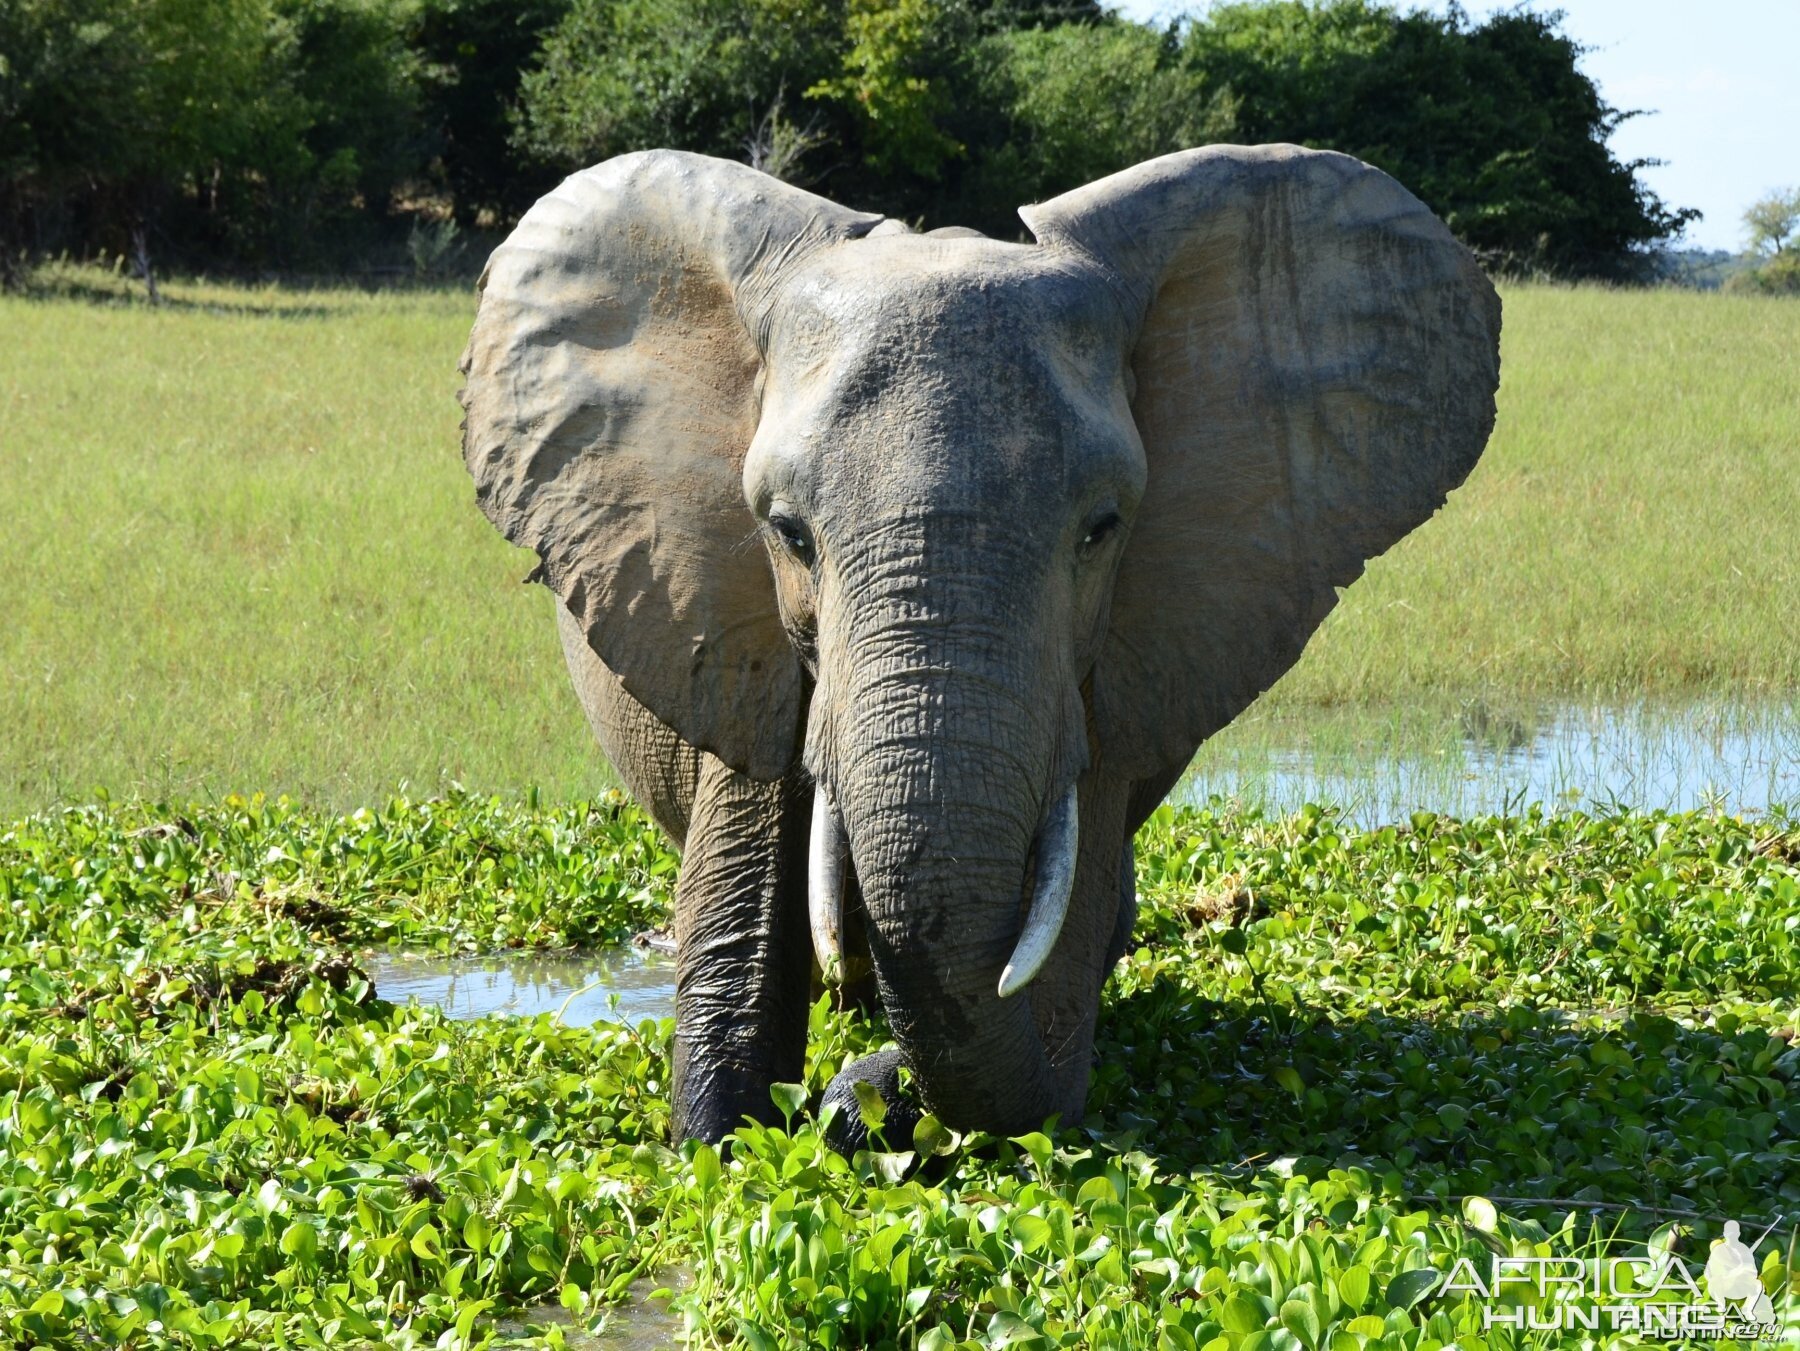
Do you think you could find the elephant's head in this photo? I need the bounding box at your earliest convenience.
[461,148,1500,1134]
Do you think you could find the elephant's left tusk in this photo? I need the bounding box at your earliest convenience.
[998,785,1078,998]
[809,784,847,983]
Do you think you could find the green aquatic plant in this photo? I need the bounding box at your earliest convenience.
[1,793,1795,1346]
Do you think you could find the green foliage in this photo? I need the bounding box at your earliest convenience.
[1,794,1796,1345]
[1727,252,1800,297]
[1729,187,1800,295]
[971,20,1236,202]
[807,0,962,179]
[1743,186,1800,257]
[512,0,844,178]
[1175,1,1696,278]
[4,0,1696,278]
[408,0,572,224]
[0,0,424,270]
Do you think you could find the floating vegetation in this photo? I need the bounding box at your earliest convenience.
[2,793,1796,1346]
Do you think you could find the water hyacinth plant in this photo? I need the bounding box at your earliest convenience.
[2,792,1795,1347]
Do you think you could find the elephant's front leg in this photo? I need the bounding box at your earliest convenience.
[670,754,813,1142]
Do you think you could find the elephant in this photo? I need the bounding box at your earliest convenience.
[458,144,1501,1145]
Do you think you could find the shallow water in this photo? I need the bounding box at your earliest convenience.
[495,1269,691,1349]
[369,945,677,1026]
[1180,701,1800,826]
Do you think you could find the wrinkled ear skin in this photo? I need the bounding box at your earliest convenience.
[1023,144,1502,783]
[459,151,880,780]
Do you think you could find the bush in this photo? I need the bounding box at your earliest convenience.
[1726,252,1800,296]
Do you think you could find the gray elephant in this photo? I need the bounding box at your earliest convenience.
[459,145,1500,1144]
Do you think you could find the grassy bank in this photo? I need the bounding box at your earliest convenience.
[3,275,1798,815]
[2,795,1796,1347]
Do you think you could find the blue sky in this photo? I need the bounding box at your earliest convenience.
[1110,0,1799,252]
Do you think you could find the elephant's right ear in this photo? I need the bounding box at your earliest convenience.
[1022,145,1501,782]
[460,151,881,780]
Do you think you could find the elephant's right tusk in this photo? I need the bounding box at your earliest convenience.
[809,784,847,982]
[998,784,1079,998]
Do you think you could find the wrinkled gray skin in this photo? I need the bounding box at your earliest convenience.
[461,146,1501,1144]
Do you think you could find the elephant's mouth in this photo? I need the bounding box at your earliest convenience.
[806,782,1079,1000]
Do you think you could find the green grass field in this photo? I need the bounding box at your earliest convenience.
[5,272,1798,1347]
[3,274,1798,816]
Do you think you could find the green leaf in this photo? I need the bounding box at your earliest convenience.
[1011,1131,1054,1174]
[463,1213,492,1253]
[1076,1175,1119,1209]
[1279,1298,1321,1349]
[1273,1067,1305,1100]
[410,1223,443,1262]
[691,1143,721,1196]
[1336,1263,1370,1311]
[1010,1214,1052,1252]
[278,1221,317,1262]
[769,1082,807,1126]
[1385,1266,1441,1311]
[852,1078,887,1132]
[1461,1195,1498,1232]
[912,1112,957,1156]
[1221,1292,1265,1335]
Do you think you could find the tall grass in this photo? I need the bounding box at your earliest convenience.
[2,275,599,812]
[2,275,1796,815]
[1276,285,1800,704]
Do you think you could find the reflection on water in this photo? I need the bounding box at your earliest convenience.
[370,945,677,1026]
[496,1269,692,1349]
[1180,702,1800,826]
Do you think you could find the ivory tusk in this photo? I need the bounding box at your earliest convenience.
[998,785,1078,998]
[809,784,846,981]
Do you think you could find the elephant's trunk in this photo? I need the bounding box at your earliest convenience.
[812,541,1086,1133]
[810,782,1077,1002]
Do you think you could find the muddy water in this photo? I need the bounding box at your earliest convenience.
[369,945,677,1026]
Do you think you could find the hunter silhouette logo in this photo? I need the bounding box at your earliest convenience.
[1704,1220,1779,1331]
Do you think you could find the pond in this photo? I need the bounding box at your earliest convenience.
[1179,700,1800,826]
[369,944,678,1027]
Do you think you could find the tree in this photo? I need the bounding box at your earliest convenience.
[1744,187,1800,257]
[0,0,427,280]
[969,21,1235,205]
[410,0,572,225]
[1728,186,1800,295]
[1176,0,1697,278]
[512,0,846,179]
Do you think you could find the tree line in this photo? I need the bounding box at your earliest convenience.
[0,0,1700,286]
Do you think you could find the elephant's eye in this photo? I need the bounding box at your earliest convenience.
[1079,511,1122,558]
[769,514,815,567]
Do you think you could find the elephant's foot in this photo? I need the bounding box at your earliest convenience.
[820,1048,922,1156]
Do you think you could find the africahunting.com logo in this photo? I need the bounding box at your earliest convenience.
[1436,1215,1787,1341]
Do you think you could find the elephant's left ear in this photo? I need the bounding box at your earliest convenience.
[1022,145,1501,781]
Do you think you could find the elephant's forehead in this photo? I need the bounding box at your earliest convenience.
[768,237,1123,380]
[751,238,1141,503]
